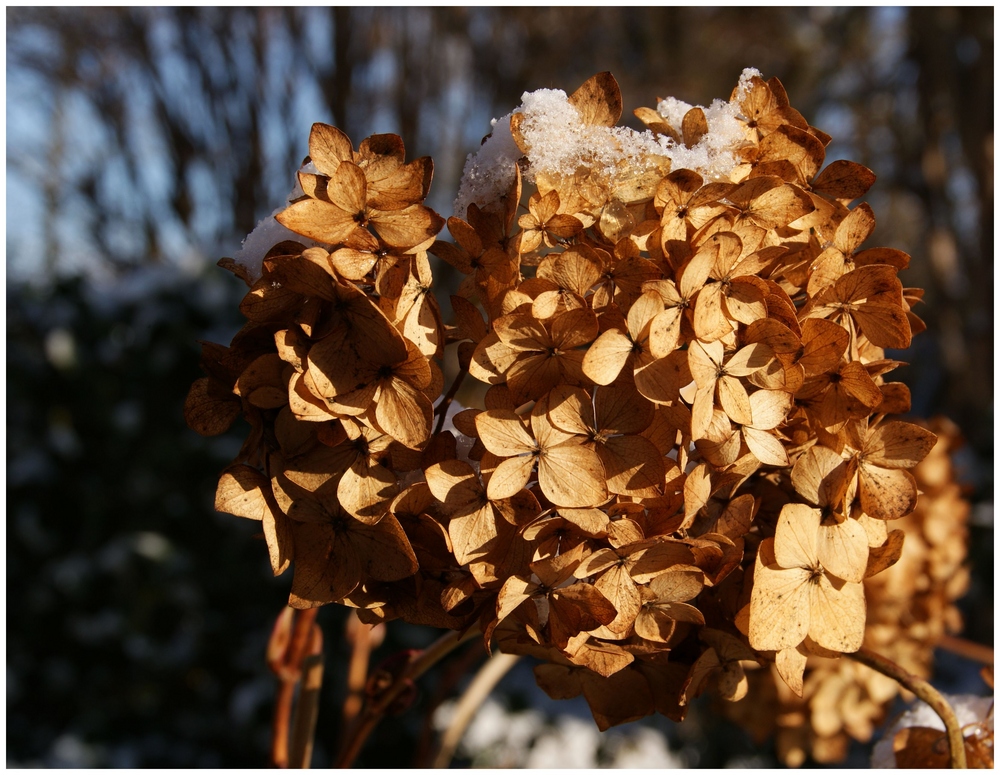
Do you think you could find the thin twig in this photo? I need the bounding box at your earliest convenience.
[272,679,296,768]
[268,608,297,768]
[938,635,994,665]
[413,639,486,767]
[432,652,521,768]
[287,609,320,670]
[848,646,967,768]
[268,607,320,768]
[335,628,480,768]
[434,367,468,435]
[289,626,325,769]
[341,615,383,732]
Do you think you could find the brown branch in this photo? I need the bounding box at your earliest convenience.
[431,652,521,768]
[434,366,468,435]
[267,607,321,768]
[268,608,296,768]
[334,628,480,768]
[848,646,967,769]
[413,639,486,767]
[341,615,384,733]
[938,635,994,666]
[288,626,325,769]
[271,679,296,768]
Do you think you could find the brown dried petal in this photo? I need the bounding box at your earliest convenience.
[276,198,361,245]
[185,377,241,436]
[862,421,937,469]
[215,465,272,520]
[308,123,353,177]
[568,71,623,127]
[858,463,918,521]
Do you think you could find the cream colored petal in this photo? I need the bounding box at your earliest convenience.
[817,517,869,583]
[627,291,665,340]
[537,444,608,508]
[648,307,684,359]
[725,342,774,377]
[582,328,634,386]
[475,410,535,457]
[773,503,821,569]
[449,502,499,565]
[858,463,918,520]
[693,283,732,342]
[486,455,536,501]
[718,375,753,426]
[744,426,788,467]
[749,562,811,651]
[688,339,724,389]
[748,388,792,431]
[775,646,807,696]
[808,574,865,653]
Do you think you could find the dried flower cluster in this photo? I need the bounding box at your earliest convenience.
[724,417,973,766]
[186,71,941,731]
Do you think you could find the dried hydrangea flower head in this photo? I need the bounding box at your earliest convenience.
[187,68,942,739]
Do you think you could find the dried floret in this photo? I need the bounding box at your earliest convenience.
[749,503,867,655]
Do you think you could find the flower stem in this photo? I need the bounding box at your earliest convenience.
[341,615,379,732]
[288,628,325,769]
[937,635,994,665]
[334,628,480,768]
[431,652,521,768]
[434,367,467,435]
[847,646,967,768]
[413,639,486,767]
[267,607,321,768]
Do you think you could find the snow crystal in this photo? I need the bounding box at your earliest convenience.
[736,66,762,101]
[453,67,764,219]
[653,94,749,180]
[656,96,695,130]
[451,111,524,223]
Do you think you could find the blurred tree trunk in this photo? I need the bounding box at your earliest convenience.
[908,7,993,452]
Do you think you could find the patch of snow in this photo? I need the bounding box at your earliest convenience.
[525,716,601,768]
[655,96,695,129]
[606,726,684,768]
[230,209,302,283]
[453,67,763,219]
[452,114,525,223]
[433,697,545,768]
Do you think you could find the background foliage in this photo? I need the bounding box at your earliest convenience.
[6,7,993,767]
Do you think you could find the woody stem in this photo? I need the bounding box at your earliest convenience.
[341,616,375,732]
[288,631,325,769]
[937,635,994,665]
[431,652,521,768]
[847,646,967,769]
[269,607,320,768]
[434,366,468,435]
[334,628,480,768]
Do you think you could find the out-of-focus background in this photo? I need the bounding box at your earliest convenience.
[6,7,993,767]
